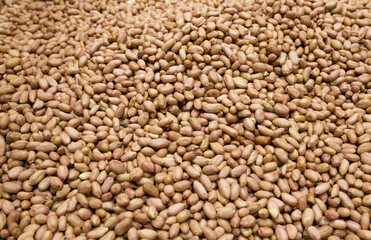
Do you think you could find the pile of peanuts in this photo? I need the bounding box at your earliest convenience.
[0,0,371,239]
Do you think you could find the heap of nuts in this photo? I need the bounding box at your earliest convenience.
[0,0,371,239]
